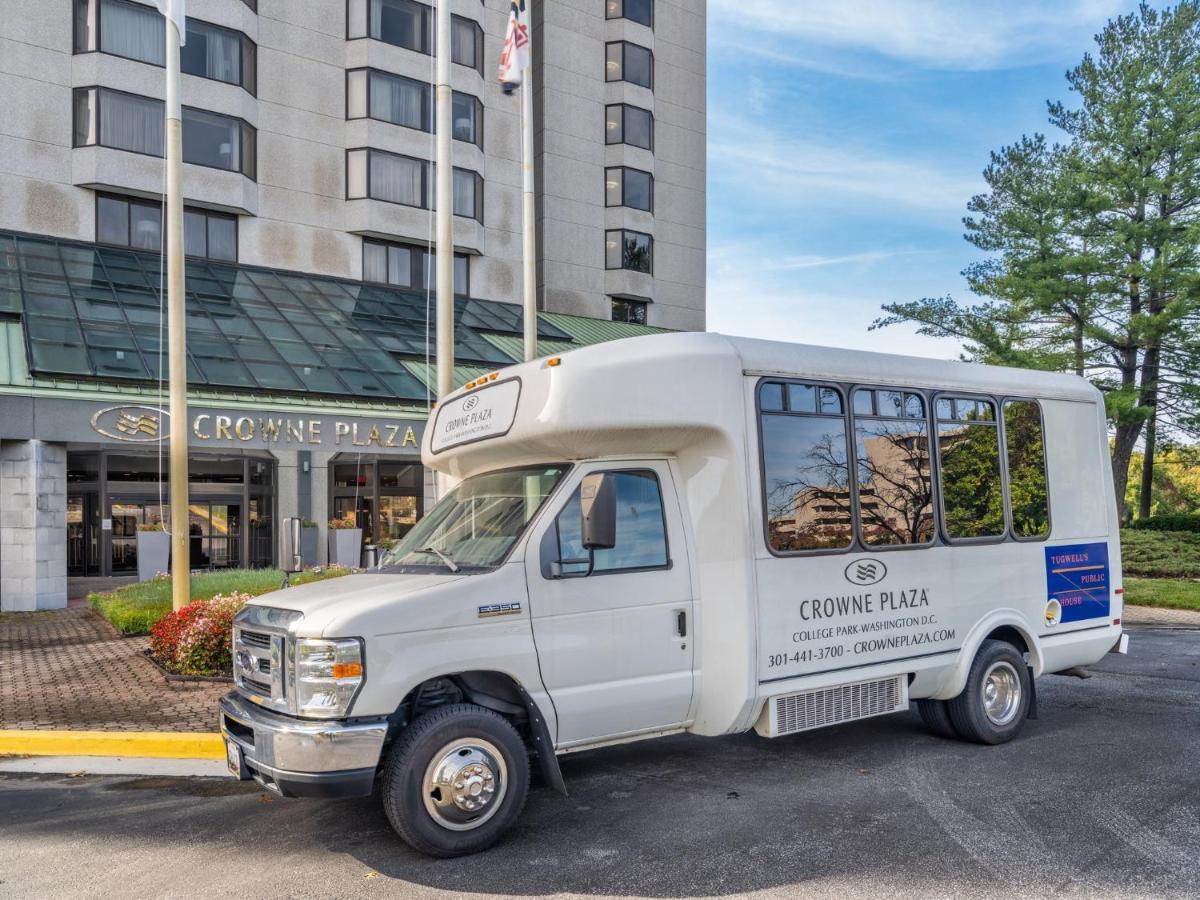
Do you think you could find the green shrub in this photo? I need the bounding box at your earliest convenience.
[89,567,351,636]
[1120,529,1200,579]
[1128,514,1200,532]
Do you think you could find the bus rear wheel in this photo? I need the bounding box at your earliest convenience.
[916,699,958,739]
[947,639,1031,745]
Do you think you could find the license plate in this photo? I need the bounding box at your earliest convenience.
[226,739,242,777]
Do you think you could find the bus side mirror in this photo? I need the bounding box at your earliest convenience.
[580,473,617,551]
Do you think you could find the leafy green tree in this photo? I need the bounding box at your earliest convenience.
[876,3,1200,518]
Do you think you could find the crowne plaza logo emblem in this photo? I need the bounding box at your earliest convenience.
[91,405,167,443]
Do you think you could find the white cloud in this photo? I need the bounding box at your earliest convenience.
[710,0,1125,70]
[705,250,962,359]
[708,113,984,214]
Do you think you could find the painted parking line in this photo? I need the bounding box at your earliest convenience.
[0,730,224,760]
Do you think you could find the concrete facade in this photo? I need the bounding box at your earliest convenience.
[0,441,68,611]
[0,0,705,328]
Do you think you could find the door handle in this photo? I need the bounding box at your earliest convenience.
[676,609,687,637]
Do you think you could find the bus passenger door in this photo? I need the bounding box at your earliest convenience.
[526,462,694,747]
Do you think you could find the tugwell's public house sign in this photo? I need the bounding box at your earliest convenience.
[0,396,423,455]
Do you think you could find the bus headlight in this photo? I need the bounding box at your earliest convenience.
[290,637,364,718]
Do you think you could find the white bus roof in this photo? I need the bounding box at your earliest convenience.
[425,332,1100,475]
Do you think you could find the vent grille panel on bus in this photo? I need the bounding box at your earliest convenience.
[767,675,908,737]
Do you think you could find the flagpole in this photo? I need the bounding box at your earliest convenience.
[435,0,454,400]
[164,15,190,611]
[521,4,536,362]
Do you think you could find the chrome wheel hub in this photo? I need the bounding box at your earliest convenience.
[422,738,507,831]
[982,661,1021,727]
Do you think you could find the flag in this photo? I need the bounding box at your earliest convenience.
[498,0,529,94]
[155,0,186,44]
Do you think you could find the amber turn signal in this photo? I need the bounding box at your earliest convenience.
[332,662,363,679]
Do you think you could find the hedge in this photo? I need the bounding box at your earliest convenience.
[1128,514,1200,533]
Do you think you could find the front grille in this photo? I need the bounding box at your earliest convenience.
[768,675,908,737]
[242,676,272,696]
[241,630,271,649]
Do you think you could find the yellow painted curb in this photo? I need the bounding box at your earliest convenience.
[0,730,225,760]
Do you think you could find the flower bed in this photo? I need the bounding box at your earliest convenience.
[149,592,252,676]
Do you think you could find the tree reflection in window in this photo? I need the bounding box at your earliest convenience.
[760,383,853,551]
[1004,399,1049,538]
[853,389,934,546]
[937,397,1005,539]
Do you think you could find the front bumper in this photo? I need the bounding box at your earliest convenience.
[219,690,386,799]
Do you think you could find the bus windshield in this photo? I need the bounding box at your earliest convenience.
[378,465,568,572]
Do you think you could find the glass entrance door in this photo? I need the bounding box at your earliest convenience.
[188,501,242,569]
[67,493,101,576]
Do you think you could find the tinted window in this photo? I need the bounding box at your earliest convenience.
[761,381,852,551]
[606,41,652,88]
[555,471,668,574]
[99,0,164,65]
[606,104,653,150]
[606,229,652,273]
[1004,400,1049,538]
[937,397,1004,539]
[853,389,934,546]
[369,0,429,52]
[606,0,652,27]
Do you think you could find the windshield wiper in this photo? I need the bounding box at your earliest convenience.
[416,546,460,573]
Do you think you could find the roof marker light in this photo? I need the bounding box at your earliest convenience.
[488,372,498,381]
[546,357,562,367]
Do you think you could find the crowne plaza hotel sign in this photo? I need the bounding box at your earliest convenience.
[88,405,420,450]
[16,401,425,453]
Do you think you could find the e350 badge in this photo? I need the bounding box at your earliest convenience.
[478,602,522,618]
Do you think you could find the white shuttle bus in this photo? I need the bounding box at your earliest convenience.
[220,332,1126,856]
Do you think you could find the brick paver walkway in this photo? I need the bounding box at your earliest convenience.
[1,608,226,732]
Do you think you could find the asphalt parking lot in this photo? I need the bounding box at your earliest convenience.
[2,626,1198,899]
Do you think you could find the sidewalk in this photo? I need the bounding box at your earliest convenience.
[1123,604,1200,628]
[1,608,226,733]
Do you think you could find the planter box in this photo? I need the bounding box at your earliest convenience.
[329,528,362,569]
[300,526,319,567]
[136,531,171,582]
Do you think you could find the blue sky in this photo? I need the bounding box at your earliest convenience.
[705,0,1142,358]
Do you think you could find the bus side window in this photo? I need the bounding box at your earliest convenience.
[936,396,1005,540]
[1003,399,1050,539]
[852,388,935,547]
[759,380,852,552]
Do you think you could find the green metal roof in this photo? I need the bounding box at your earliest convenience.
[401,360,492,394]
[540,311,670,346]
[0,321,30,388]
[481,333,578,361]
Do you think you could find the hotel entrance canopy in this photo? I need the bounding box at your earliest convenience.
[0,229,599,404]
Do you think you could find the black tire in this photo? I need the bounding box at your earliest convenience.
[380,703,530,858]
[916,698,959,739]
[947,639,1031,745]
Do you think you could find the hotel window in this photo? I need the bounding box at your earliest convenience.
[605,103,653,151]
[346,149,482,220]
[73,88,256,178]
[363,239,469,294]
[346,71,482,147]
[606,0,652,27]
[450,15,484,74]
[606,41,653,89]
[73,0,256,94]
[349,0,484,72]
[182,107,257,178]
[605,166,652,211]
[605,229,652,273]
[95,193,237,261]
[347,69,430,131]
[611,295,649,325]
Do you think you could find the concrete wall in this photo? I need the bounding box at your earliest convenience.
[0,441,68,611]
[0,0,705,326]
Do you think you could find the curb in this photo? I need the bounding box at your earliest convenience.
[0,730,225,760]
